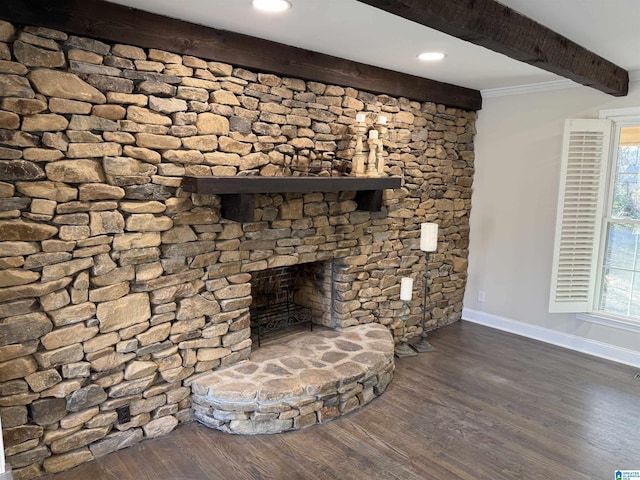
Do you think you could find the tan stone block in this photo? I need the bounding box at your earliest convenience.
[88,210,125,236]
[22,113,69,132]
[196,347,231,362]
[85,411,117,429]
[66,142,121,158]
[135,262,163,282]
[45,159,104,183]
[50,426,110,454]
[127,105,171,126]
[89,282,129,303]
[41,257,92,283]
[1,98,45,116]
[0,405,28,429]
[34,344,84,369]
[119,201,165,214]
[77,183,124,201]
[218,136,251,155]
[58,405,98,428]
[0,74,35,99]
[15,181,76,203]
[48,97,92,114]
[122,145,161,164]
[22,148,64,162]
[142,415,178,438]
[210,90,240,106]
[0,21,15,42]
[207,61,232,76]
[135,132,181,150]
[0,312,53,346]
[89,428,143,459]
[0,277,71,303]
[136,323,171,347]
[112,43,146,59]
[161,149,204,164]
[61,362,90,379]
[124,360,158,380]
[0,181,14,197]
[89,351,135,372]
[16,31,59,50]
[83,332,118,354]
[25,368,62,392]
[40,379,82,399]
[58,225,89,241]
[42,324,98,350]
[3,424,43,449]
[91,104,127,121]
[163,64,192,77]
[196,113,229,135]
[0,356,37,382]
[102,132,134,145]
[48,302,96,327]
[147,48,181,64]
[42,448,93,474]
[0,340,38,365]
[97,292,151,333]
[108,373,156,398]
[0,268,39,287]
[28,69,106,103]
[149,96,187,114]
[0,110,19,129]
[68,47,103,63]
[106,92,148,106]
[125,214,173,232]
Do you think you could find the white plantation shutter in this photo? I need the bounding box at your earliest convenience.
[549,119,613,312]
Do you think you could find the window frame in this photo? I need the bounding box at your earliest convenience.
[592,108,640,326]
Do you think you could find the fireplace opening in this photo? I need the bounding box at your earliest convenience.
[250,261,334,346]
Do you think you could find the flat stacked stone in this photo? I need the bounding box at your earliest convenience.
[191,323,394,434]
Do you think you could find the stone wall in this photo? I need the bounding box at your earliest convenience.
[0,19,475,479]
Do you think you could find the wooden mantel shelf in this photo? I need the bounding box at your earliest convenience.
[182,176,402,222]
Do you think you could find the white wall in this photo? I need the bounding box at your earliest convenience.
[464,80,640,366]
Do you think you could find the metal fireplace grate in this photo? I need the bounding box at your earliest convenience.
[250,287,312,347]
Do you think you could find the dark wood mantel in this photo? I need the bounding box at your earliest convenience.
[182,176,402,222]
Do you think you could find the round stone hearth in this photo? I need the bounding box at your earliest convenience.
[191,323,395,434]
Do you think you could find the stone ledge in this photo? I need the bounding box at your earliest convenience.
[191,323,395,434]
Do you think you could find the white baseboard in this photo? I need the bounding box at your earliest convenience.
[462,308,640,368]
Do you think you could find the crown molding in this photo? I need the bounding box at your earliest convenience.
[481,79,580,98]
[482,70,640,99]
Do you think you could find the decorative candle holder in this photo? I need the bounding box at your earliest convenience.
[352,118,368,177]
[366,129,380,176]
[412,222,438,353]
[374,115,388,176]
[395,277,418,358]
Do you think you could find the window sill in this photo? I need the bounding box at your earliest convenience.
[576,312,640,333]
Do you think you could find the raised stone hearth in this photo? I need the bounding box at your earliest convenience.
[191,323,394,434]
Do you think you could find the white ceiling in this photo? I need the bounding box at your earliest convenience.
[108,0,640,94]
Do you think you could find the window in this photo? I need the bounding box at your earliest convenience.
[550,111,640,326]
[597,124,640,318]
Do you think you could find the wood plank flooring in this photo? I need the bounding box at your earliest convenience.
[40,321,640,480]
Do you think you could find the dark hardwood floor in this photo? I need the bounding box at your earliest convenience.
[41,321,640,480]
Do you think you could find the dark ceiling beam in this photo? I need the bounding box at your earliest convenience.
[357,0,629,97]
[0,0,482,110]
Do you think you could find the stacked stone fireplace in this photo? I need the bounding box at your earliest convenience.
[0,19,475,479]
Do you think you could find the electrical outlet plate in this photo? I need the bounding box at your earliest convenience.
[477,290,486,302]
[116,405,131,424]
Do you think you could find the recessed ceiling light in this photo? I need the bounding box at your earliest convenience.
[252,0,292,13]
[418,52,446,62]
